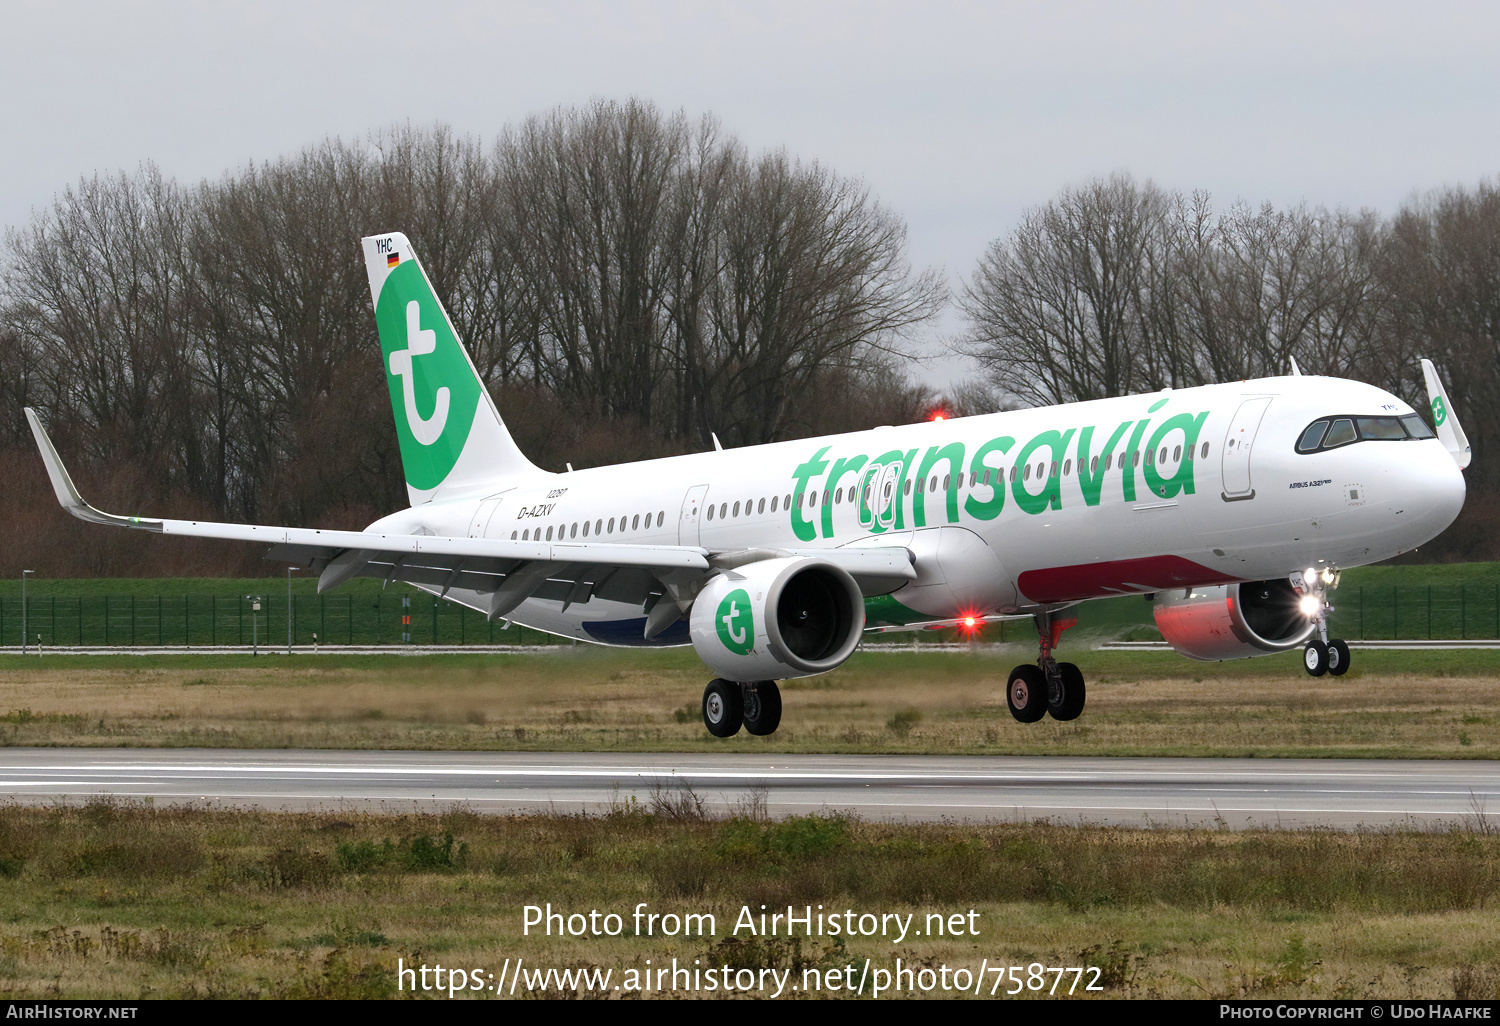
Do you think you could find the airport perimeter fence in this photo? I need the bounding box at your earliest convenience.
[1,582,1499,648]
[0,592,572,649]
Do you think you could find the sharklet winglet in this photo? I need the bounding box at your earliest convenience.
[25,408,164,532]
[1421,358,1472,470]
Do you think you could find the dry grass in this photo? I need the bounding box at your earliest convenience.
[0,801,1497,999]
[0,648,1497,758]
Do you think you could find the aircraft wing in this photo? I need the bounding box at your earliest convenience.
[27,408,912,625]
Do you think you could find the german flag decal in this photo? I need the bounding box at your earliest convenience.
[387,253,400,268]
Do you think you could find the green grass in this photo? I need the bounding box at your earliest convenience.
[0,801,1497,999]
[2,647,1499,758]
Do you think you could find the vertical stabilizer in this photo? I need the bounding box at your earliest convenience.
[1421,358,1472,470]
[362,232,544,504]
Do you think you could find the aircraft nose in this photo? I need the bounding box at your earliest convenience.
[1398,446,1466,542]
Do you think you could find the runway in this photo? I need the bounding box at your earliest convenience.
[2,749,1497,829]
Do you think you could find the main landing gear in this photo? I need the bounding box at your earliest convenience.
[1007,611,1086,723]
[702,679,782,737]
[1297,567,1351,678]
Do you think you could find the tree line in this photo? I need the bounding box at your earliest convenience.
[958,175,1499,486]
[1,105,1495,576]
[0,104,942,573]
[956,173,1498,558]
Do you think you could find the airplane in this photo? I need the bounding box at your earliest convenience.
[25,232,1472,737]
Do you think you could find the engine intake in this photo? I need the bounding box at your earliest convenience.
[689,556,865,681]
[1152,579,1315,661]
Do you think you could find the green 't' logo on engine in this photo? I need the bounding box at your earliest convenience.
[375,261,482,490]
[1432,395,1448,427]
[716,589,754,656]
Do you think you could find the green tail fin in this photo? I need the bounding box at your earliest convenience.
[362,232,542,503]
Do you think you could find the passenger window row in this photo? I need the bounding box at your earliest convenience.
[512,510,666,542]
[509,438,1225,542]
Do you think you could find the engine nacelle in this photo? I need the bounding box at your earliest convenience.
[1152,580,1316,661]
[689,557,865,681]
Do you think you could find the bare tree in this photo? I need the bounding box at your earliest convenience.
[1379,179,1500,491]
[959,174,1173,405]
[4,166,199,488]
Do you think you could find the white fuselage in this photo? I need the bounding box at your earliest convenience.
[369,375,1466,643]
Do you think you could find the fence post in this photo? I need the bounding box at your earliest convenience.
[1427,585,1432,639]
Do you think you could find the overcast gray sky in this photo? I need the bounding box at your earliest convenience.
[4,1,1497,389]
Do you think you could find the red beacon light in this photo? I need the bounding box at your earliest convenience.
[928,408,950,422]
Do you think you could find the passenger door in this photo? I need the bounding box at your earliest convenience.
[1221,397,1273,501]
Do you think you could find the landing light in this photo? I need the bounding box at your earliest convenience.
[1299,595,1323,618]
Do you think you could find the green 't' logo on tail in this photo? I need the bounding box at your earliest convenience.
[716,589,754,656]
[375,261,482,490]
[1432,395,1448,427]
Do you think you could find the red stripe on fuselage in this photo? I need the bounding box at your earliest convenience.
[1017,555,1237,604]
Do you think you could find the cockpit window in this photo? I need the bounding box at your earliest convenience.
[1401,414,1436,440]
[1295,413,1434,454]
[1322,419,1356,448]
[1356,417,1407,440]
[1298,421,1329,452]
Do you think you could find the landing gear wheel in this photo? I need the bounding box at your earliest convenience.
[1303,640,1329,677]
[1049,662,1086,721]
[1007,664,1048,723]
[1327,639,1351,677]
[702,678,744,737]
[742,681,782,736]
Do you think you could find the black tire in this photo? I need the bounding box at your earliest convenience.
[742,680,782,736]
[1327,639,1351,677]
[1007,664,1048,723]
[1303,640,1329,677]
[702,678,744,737]
[1049,662,1086,721]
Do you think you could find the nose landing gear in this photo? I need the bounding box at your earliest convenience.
[1007,611,1085,722]
[1298,568,1351,677]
